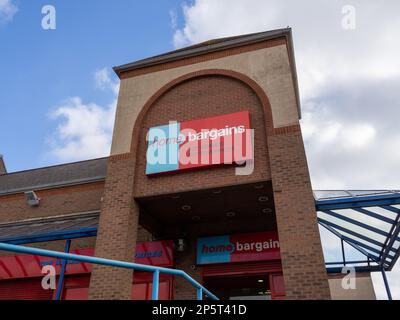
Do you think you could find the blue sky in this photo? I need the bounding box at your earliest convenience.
[1,0,400,299]
[0,0,182,172]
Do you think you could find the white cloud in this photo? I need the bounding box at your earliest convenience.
[0,0,17,24]
[169,8,178,30]
[94,67,120,96]
[303,115,376,151]
[48,68,119,162]
[48,97,116,161]
[172,0,400,299]
[173,0,400,96]
[302,78,400,190]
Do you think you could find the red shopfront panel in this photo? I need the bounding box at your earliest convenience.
[202,261,282,277]
[0,278,54,300]
[62,275,90,300]
[0,240,174,281]
[0,275,173,300]
[270,274,285,300]
[0,240,174,300]
[202,261,285,299]
[130,271,173,300]
[62,273,173,300]
[131,281,171,300]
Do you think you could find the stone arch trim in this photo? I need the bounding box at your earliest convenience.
[128,69,275,154]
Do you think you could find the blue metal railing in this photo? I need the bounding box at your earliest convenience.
[55,239,71,300]
[0,242,218,301]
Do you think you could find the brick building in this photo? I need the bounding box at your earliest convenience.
[1,28,385,300]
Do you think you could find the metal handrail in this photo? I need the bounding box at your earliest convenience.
[0,242,218,301]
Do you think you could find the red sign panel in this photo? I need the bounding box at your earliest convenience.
[197,231,280,265]
[179,110,252,171]
[0,240,173,280]
[146,111,253,175]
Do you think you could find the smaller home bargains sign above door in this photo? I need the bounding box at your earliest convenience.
[197,231,280,265]
[145,111,253,175]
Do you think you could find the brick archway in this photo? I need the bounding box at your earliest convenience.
[89,69,275,300]
[129,69,275,155]
[90,68,331,300]
[131,70,274,198]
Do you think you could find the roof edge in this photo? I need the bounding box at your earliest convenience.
[285,28,301,119]
[3,156,109,176]
[0,211,100,228]
[113,28,291,76]
[0,176,106,196]
[113,28,301,119]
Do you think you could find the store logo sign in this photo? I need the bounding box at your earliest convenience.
[197,231,280,265]
[145,111,253,175]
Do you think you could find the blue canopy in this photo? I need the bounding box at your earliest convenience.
[315,190,400,272]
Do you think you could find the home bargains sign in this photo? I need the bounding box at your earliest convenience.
[145,111,253,175]
[197,231,280,265]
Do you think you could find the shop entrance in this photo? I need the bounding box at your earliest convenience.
[201,262,285,300]
[204,273,271,300]
[137,181,277,239]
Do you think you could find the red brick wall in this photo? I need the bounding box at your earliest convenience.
[89,75,272,300]
[0,182,102,265]
[0,182,104,223]
[88,155,139,300]
[90,72,330,300]
[267,125,331,299]
[133,75,271,197]
[173,234,201,300]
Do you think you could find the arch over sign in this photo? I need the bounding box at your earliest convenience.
[129,69,275,154]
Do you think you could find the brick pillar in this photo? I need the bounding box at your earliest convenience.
[268,124,331,300]
[174,235,201,300]
[89,154,139,300]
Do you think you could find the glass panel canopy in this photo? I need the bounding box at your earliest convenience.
[315,190,400,271]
